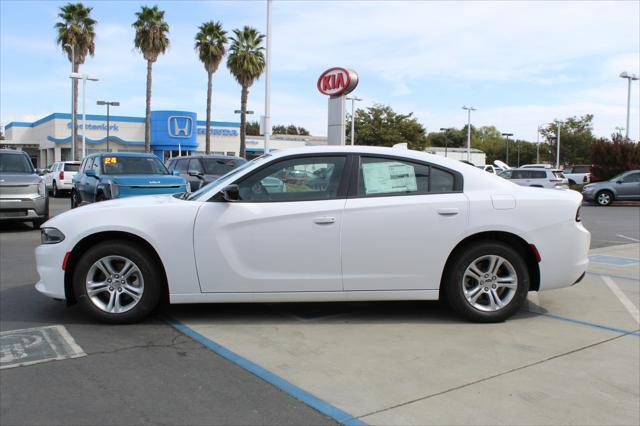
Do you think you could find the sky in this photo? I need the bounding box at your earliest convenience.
[1,0,639,141]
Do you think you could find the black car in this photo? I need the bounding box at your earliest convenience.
[166,155,247,192]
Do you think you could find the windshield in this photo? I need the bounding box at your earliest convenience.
[202,158,247,175]
[609,172,627,182]
[102,156,169,175]
[187,154,271,200]
[0,153,34,174]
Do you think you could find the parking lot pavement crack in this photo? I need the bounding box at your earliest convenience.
[80,335,198,357]
[356,331,638,421]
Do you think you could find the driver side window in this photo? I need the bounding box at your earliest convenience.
[236,156,346,202]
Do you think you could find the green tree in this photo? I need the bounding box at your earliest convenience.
[133,5,170,153]
[297,127,310,136]
[55,2,96,161]
[591,134,640,180]
[195,21,227,155]
[272,124,287,134]
[347,104,427,150]
[540,115,594,166]
[227,26,265,158]
[245,121,260,136]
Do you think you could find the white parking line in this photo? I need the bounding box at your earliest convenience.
[616,234,640,243]
[602,276,640,324]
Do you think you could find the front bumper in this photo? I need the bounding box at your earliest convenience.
[581,190,596,201]
[35,243,68,300]
[0,196,48,221]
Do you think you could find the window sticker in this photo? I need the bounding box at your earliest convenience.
[103,157,118,165]
[362,161,417,194]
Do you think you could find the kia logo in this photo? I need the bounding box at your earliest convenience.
[167,116,193,138]
[317,67,359,97]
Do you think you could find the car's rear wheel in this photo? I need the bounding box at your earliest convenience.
[95,192,107,202]
[70,190,80,208]
[445,241,530,322]
[73,240,163,324]
[596,190,613,206]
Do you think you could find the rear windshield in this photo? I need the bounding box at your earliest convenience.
[202,158,247,175]
[64,163,80,172]
[102,156,168,175]
[0,153,34,174]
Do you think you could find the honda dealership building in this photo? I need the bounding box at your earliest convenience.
[3,110,323,166]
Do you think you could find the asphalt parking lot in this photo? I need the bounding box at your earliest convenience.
[1,196,639,425]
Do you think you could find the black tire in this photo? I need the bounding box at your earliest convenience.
[95,191,107,202]
[73,240,163,324]
[70,190,80,208]
[32,215,48,229]
[595,190,613,206]
[568,179,576,185]
[52,181,59,198]
[445,241,530,323]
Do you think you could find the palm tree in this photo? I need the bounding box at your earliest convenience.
[227,26,265,158]
[55,2,96,161]
[133,5,169,153]
[195,21,227,155]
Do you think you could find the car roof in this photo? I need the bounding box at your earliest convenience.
[0,149,29,155]
[511,167,560,172]
[88,152,158,158]
[169,154,245,160]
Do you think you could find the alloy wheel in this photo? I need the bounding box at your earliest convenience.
[85,255,144,314]
[462,255,518,312]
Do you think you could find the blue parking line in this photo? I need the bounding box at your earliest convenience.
[588,255,640,266]
[166,318,368,426]
[535,312,640,336]
[586,271,640,282]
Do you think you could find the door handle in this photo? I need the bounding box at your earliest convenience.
[313,216,336,224]
[437,208,459,216]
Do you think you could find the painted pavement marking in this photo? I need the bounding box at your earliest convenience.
[601,276,640,324]
[0,325,86,370]
[588,255,640,266]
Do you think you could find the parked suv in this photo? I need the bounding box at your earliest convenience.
[71,152,189,208]
[166,155,247,192]
[499,168,569,189]
[582,170,640,206]
[0,149,49,228]
[45,161,81,197]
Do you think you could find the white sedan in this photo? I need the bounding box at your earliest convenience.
[35,146,590,324]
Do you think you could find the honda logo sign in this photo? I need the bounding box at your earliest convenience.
[317,67,359,97]
[167,116,193,138]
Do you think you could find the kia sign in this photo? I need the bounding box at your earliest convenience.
[317,67,359,97]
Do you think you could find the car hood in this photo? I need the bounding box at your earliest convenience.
[109,175,185,186]
[0,173,42,185]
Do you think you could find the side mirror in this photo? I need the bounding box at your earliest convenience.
[616,180,623,184]
[36,168,47,176]
[85,169,97,178]
[172,170,181,176]
[188,170,204,178]
[219,184,239,202]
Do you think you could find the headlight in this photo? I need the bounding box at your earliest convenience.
[33,181,46,196]
[41,227,65,244]
[582,184,594,192]
[109,182,119,198]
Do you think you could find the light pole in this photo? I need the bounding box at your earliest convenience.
[536,125,541,164]
[70,73,99,159]
[64,43,76,161]
[501,133,513,165]
[263,0,273,153]
[619,72,639,139]
[555,120,562,168]
[462,106,476,162]
[97,101,119,153]
[439,128,452,157]
[346,96,362,145]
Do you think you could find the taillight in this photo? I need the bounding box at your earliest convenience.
[576,206,582,222]
[59,171,64,180]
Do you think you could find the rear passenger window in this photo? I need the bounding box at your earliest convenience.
[531,171,546,179]
[175,159,189,173]
[358,157,456,197]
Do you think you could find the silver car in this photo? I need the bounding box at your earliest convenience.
[582,170,640,206]
[499,167,569,189]
[0,149,49,228]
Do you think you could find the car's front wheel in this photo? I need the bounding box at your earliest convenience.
[52,181,59,198]
[445,241,530,322]
[596,190,613,206]
[73,240,163,324]
[70,190,80,208]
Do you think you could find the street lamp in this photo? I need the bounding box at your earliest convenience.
[619,71,639,139]
[439,128,452,157]
[462,106,476,162]
[346,96,362,145]
[96,101,120,153]
[263,0,273,154]
[536,125,541,164]
[501,133,513,165]
[64,43,76,160]
[554,120,562,169]
[70,72,99,159]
